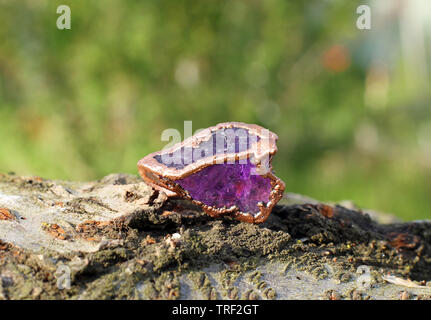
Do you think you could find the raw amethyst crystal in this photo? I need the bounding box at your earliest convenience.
[174,160,272,214]
[137,122,285,223]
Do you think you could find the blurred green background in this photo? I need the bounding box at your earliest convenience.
[1,0,430,220]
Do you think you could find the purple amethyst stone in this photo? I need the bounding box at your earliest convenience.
[174,160,272,214]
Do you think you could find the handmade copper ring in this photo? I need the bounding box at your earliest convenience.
[138,122,285,223]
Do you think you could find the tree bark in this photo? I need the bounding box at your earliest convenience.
[1,173,431,300]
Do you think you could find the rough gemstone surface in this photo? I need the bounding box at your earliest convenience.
[174,160,271,214]
[154,128,260,170]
